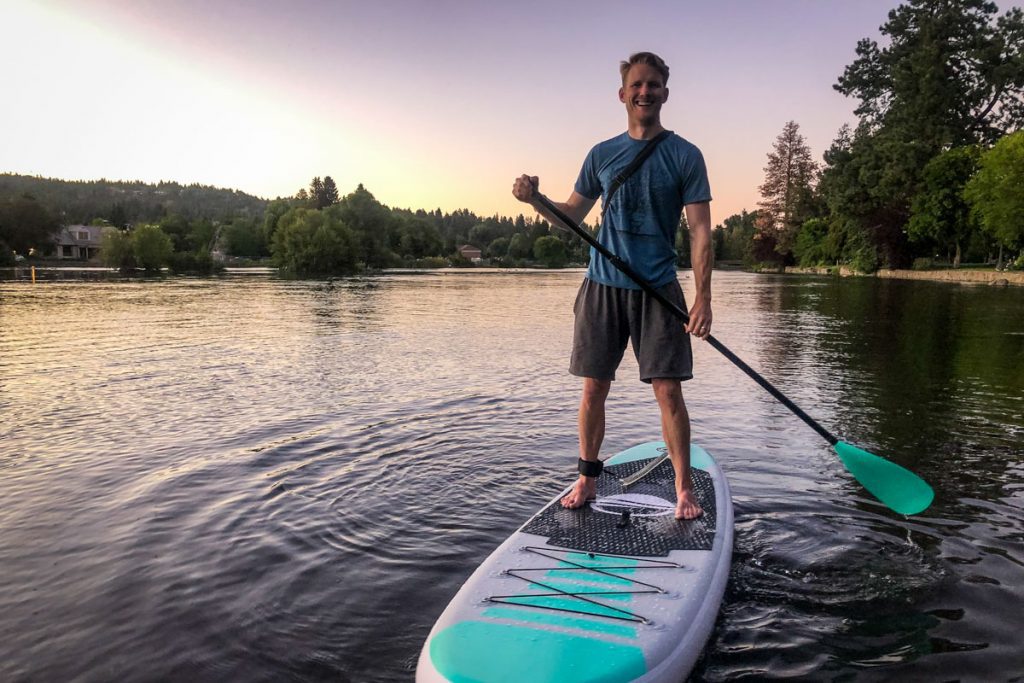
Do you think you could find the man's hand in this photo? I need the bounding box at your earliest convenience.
[686,297,713,340]
[512,174,540,204]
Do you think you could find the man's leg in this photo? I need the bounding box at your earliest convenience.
[561,377,610,508]
[651,378,703,520]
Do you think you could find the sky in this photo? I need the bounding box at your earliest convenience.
[1,0,907,224]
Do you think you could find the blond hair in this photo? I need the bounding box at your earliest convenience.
[619,52,670,85]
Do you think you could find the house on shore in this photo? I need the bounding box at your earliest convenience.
[54,225,105,260]
[457,244,483,262]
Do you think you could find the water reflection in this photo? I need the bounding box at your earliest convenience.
[0,270,1021,681]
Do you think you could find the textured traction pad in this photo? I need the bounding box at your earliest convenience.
[521,458,717,557]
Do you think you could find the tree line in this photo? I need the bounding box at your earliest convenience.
[261,179,594,275]
[0,173,596,273]
[6,1,1021,275]
[722,0,1024,272]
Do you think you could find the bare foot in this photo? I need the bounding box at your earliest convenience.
[675,486,703,520]
[561,475,597,509]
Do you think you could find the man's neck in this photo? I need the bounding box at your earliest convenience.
[627,121,665,141]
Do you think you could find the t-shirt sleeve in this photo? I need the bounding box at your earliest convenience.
[573,146,602,200]
[681,147,712,205]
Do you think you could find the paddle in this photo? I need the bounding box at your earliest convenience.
[531,190,934,516]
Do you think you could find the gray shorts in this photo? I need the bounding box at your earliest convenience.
[569,278,693,383]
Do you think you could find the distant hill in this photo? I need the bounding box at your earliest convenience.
[0,174,269,226]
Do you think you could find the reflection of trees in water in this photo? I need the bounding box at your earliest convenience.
[308,279,388,333]
[754,276,1024,504]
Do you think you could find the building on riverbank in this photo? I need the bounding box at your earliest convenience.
[53,225,104,261]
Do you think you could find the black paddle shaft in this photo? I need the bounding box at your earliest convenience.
[532,191,839,447]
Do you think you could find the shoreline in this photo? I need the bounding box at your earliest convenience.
[783,265,1023,287]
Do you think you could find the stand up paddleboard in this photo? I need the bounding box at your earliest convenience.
[417,441,733,683]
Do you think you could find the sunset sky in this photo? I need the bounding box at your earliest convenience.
[2,0,906,224]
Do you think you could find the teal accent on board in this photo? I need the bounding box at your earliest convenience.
[525,579,632,601]
[605,441,713,470]
[430,620,647,683]
[834,441,935,515]
[497,595,632,619]
[482,606,639,639]
[545,569,633,586]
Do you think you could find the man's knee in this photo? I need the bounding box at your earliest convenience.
[651,378,685,409]
[581,378,611,405]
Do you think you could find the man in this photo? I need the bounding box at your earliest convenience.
[511,51,713,520]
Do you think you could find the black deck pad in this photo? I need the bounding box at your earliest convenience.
[521,458,716,557]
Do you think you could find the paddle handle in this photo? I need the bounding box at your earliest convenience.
[532,190,839,447]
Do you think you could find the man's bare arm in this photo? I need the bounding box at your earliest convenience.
[684,201,713,339]
[512,175,596,230]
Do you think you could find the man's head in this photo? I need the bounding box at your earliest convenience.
[619,52,669,127]
[619,52,669,86]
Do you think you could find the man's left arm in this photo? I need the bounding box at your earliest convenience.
[684,201,712,340]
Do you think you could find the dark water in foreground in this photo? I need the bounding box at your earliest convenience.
[1,269,1022,682]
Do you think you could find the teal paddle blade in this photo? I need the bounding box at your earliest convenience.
[833,441,934,515]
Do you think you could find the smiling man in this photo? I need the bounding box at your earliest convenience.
[512,52,713,520]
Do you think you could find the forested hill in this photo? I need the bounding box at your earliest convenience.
[0,174,268,225]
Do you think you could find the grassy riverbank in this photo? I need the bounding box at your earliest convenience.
[784,265,1023,286]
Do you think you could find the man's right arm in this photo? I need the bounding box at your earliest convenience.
[511,175,596,230]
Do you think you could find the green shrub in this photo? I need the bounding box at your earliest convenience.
[533,235,568,268]
[132,224,173,271]
[168,250,224,274]
[101,228,137,271]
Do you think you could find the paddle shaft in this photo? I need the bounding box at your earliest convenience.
[533,191,838,447]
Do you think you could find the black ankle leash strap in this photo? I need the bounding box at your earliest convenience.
[600,129,673,223]
[578,458,604,478]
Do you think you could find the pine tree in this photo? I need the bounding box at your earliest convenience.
[757,121,818,258]
[321,176,340,207]
[309,177,325,208]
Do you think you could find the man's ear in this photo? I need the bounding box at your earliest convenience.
[663,87,670,103]
[618,86,626,103]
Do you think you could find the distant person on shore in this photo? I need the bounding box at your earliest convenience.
[512,51,713,520]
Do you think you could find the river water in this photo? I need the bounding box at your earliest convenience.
[1,269,1021,681]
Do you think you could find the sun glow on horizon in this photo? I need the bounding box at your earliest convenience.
[2,0,884,222]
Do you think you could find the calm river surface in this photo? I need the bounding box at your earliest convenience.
[1,269,1022,682]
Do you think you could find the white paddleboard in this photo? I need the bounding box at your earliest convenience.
[417,441,733,683]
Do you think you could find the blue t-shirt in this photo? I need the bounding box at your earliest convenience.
[574,132,712,289]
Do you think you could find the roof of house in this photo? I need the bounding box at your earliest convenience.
[54,224,106,247]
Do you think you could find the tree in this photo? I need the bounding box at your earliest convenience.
[0,195,59,255]
[965,130,1024,262]
[829,1,1024,266]
[306,175,341,210]
[158,214,191,252]
[793,218,835,267]
[907,146,981,266]
[487,236,510,259]
[333,184,396,268]
[320,176,340,208]
[507,232,531,259]
[101,228,135,271]
[714,210,759,264]
[393,214,443,259]
[308,177,324,207]
[837,2,1024,145]
[757,121,817,259]
[132,224,173,271]
[271,207,357,275]
[533,235,568,268]
[223,216,267,259]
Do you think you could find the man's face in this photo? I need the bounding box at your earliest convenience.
[619,63,668,125]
